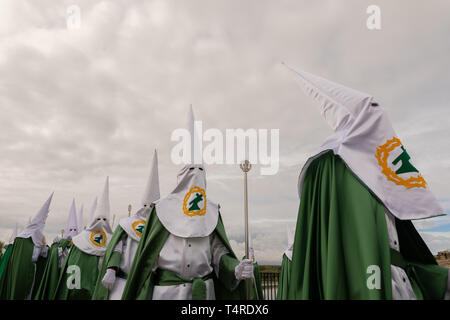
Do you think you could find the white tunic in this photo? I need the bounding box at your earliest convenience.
[107,235,140,300]
[151,232,229,300]
[384,209,417,300]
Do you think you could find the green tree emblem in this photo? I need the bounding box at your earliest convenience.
[188,193,204,211]
[94,234,103,244]
[392,146,419,175]
[135,225,145,234]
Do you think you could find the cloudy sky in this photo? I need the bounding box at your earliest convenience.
[1,0,449,264]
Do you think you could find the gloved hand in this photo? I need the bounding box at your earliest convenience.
[234,259,254,281]
[102,268,117,290]
[40,246,48,258]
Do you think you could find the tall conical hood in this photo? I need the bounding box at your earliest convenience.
[78,204,84,230]
[283,63,373,131]
[86,177,112,234]
[142,149,161,208]
[72,178,112,256]
[119,150,161,240]
[155,106,218,238]
[63,199,79,239]
[188,105,203,165]
[18,192,53,247]
[89,197,98,224]
[287,64,444,220]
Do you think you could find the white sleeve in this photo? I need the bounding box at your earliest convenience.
[31,246,41,262]
[210,233,229,278]
[113,240,124,254]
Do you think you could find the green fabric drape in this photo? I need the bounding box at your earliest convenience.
[0,245,13,282]
[53,245,100,300]
[122,207,262,300]
[34,239,71,300]
[31,251,48,299]
[277,254,291,300]
[287,150,448,300]
[0,238,35,300]
[92,226,127,300]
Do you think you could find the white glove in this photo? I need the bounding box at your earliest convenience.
[40,246,48,258]
[234,259,254,281]
[102,268,116,290]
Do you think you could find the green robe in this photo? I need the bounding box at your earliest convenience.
[53,245,101,300]
[31,248,48,299]
[92,226,128,300]
[287,150,448,300]
[122,207,262,300]
[0,244,13,282]
[0,237,35,300]
[34,239,71,300]
[276,254,291,300]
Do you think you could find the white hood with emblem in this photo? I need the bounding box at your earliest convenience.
[119,149,161,241]
[285,64,443,220]
[73,177,113,256]
[155,106,219,238]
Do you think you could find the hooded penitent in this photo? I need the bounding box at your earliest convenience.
[53,179,113,300]
[17,193,53,248]
[92,149,162,300]
[63,199,79,239]
[284,65,449,300]
[155,107,218,238]
[72,177,113,256]
[119,149,161,241]
[284,64,443,221]
[122,106,262,301]
[0,193,53,300]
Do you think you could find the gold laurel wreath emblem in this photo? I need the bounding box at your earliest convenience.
[183,186,207,217]
[90,230,107,247]
[375,137,426,189]
[132,220,146,237]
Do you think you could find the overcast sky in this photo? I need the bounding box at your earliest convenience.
[1,0,449,264]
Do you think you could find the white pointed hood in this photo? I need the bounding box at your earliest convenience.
[63,199,79,239]
[286,65,444,220]
[72,178,113,256]
[17,192,53,247]
[89,197,98,226]
[155,106,219,238]
[120,150,161,241]
[78,204,84,231]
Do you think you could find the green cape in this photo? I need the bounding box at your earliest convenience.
[31,249,48,299]
[34,238,71,300]
[287,151,448,300]
[276,254,291,300]
[0,244,13,282]
[122,207,262,300]
[0,237,35,300]
[92,225,127,300]
[53,245,101,300]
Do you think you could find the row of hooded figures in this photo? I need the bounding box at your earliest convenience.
[1,66,450,300]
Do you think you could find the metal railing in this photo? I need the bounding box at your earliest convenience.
[260,271,280,300]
